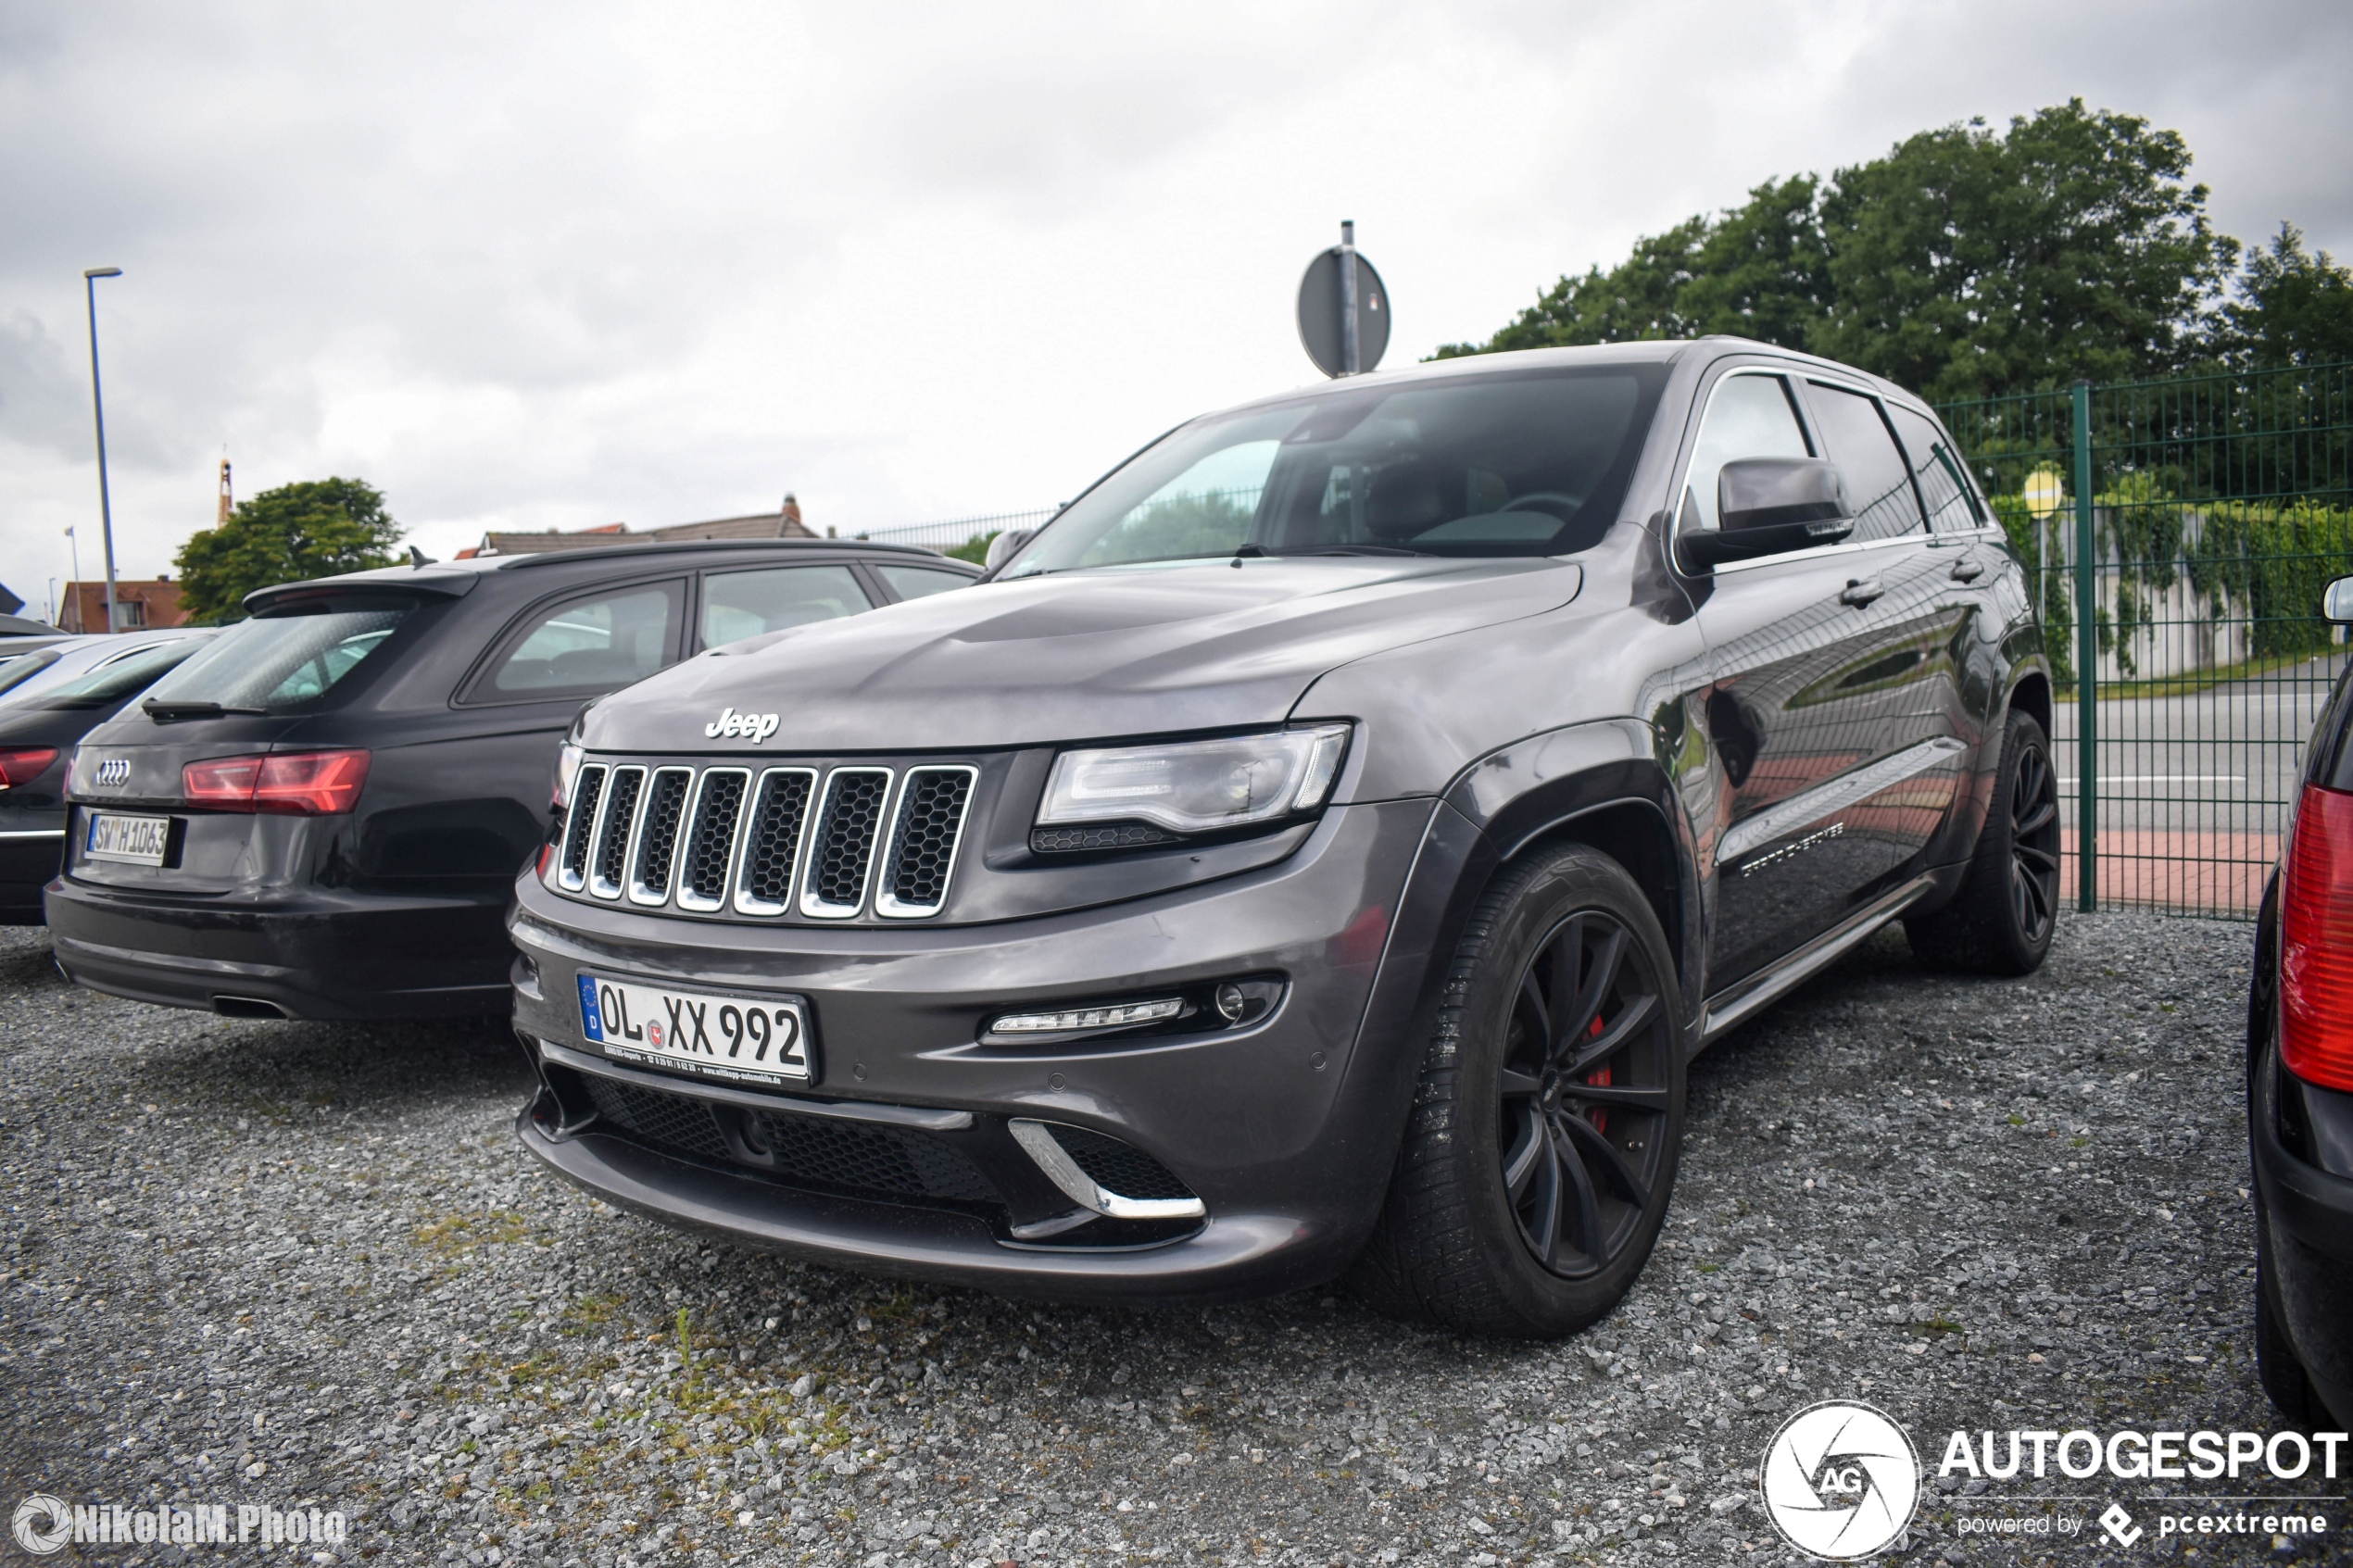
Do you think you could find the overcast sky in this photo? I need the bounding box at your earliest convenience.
[4,0,2349,609]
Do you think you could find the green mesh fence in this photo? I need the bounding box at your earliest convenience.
[1938,363,2353,918]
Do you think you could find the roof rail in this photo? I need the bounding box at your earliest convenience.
[498,537,954,570]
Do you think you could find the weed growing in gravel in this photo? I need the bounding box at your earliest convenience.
[410,1209,532,1256]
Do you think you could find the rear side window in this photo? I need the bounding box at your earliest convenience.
[875,564,973,602]
[484,582,682,698]
[1887,404,1986,531]
[1807,383,1926,543]
[0,650,60,700]
[699,566,872,647]
[145,605,416,711]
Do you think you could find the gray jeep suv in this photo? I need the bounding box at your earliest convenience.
[508,339,2052,1336]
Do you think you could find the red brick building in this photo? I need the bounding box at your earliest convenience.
[57,578,191,633]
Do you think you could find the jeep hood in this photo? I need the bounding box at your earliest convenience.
[580,556,1581,753]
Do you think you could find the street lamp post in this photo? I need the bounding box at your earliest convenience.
[82,266,123,633]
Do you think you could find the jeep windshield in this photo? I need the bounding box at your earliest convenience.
[1001,363,1670,578]
[139,600,416,715]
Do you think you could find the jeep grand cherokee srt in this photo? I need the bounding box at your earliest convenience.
[508,340,2052,1336]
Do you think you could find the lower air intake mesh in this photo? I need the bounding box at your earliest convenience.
[582,1075,731,1161]
[1050,1124,1197,1201]
[580,1073,998,1210]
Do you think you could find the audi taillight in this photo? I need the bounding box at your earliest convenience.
[2281,781,2353,1092]
[0,747,59,789]
[182,750,371,816]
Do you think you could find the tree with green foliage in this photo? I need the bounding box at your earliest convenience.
[2213,224,2353,369]
[173,477,403,623]
[1814,101,2232,398]
[1437,101,2253,401]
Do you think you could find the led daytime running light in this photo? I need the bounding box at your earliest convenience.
[991,998,1184,1035]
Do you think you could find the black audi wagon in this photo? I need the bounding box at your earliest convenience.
[506,339,2055,1334]
[48,539,977,1018]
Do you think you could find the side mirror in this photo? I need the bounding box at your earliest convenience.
[1679,458,1854,571]
[983,529,1035,573]
[2326,575,2353,624]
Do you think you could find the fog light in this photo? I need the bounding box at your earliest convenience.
[1214,982,1247,1023]
[990,998,1185,1035]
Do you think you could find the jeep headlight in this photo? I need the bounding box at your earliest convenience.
[1037,725,1350,837]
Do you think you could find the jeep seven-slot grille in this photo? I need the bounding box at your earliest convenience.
[589,767,645,898]
[880,768,975,916]
[677,769,748,911]
[736,770,813,912]
[628,769,693,903]
[557,764,609,890]
[566,759,973,921]
[806,770,891,915]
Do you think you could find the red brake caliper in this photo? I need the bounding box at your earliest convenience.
[1584,1011,1609,1133]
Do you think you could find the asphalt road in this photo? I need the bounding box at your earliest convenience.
[2,912,2344,1566]
[2050,650,2346,836]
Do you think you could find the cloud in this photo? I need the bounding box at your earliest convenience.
[1,0,2346,588]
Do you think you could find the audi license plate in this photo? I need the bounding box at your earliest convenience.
[83,811,172,866]
[576,972,814,1085]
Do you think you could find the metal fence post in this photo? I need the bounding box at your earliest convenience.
[2071,380,2098,913]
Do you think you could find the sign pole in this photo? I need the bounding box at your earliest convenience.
[1339,221,1360,377]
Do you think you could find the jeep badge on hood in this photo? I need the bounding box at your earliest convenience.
[705,708,780,743]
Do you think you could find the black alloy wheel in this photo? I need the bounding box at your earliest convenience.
[1905,707,2059,976]
[1350,843,1685,1337]
[1498,910,1674,1278]
[2007,735,2061,947]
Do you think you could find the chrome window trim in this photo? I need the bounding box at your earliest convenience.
[874,763,980,920]
[676,765,753,914]
[555,762,609,892]
[625,766,696,908]
[799,766,897,920]
[731,766,819,917]
[587,764,648,901]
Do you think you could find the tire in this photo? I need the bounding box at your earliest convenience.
[2257,1214,2326,1430]
[1906,707,2059,976]
[1349,844,1685,1338]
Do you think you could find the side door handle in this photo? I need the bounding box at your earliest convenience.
[1948,558,1984,583]
[1839,577,1885,608]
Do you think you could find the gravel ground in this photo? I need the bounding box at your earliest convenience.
[3,911,2344,1567]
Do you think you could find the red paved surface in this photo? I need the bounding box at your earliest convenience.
[2060,830,2277,913]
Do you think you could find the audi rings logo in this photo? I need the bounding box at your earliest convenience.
[13,1494,71,1555]
[1760,1400,1921,1561]
[92,758,132,786]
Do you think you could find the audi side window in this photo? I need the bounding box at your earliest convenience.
[1681,373,1812,533]
[1889,405,1987,531]
[1807,383,1927,543]
[874,564,975,603]
[484,582,682,698]
[699,566,874,648]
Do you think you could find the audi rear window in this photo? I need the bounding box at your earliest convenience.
[143,602,417,712]
[30,637,215,709]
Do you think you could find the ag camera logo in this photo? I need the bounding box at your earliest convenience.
[13,1494,71,1555]
[1760,1400,1921,1561]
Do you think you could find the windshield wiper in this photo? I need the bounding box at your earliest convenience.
[141,699,269,721]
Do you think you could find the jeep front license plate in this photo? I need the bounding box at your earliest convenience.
[576,972,814,1085]
[83,810,172,866]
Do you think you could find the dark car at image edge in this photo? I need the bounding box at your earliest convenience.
[2249,573,2353,1427]
[506,338,2057,1335]
[47,538,979,1020]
